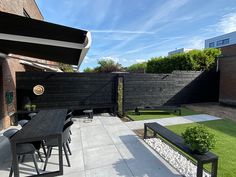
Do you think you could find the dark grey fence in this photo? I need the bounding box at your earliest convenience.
[16,69,219,113]
[122,70,219,111]
[16,72,117,111]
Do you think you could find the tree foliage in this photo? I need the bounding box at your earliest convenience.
[83,67,94,73]
[126,62,147,73]
[59,63,74,72]
[83,59,124,73]
[94,59,124,73]
[146,48,221,73]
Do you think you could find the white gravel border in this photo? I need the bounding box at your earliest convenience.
[145,138,210,177]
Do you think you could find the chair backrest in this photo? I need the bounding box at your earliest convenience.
[3,128,19,139]
[63,121,73,143]
[18,119,29,127]
[65,114,72,121]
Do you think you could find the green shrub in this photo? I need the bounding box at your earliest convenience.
[146,48,221,73]
[126,62,147,73]
[182,125,216,154]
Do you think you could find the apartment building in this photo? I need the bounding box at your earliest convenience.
[205,31,236,49]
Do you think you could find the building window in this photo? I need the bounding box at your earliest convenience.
[223,38,229,45]
[23,9,30,18]
[217,38,230,46]
[209,42,215,48]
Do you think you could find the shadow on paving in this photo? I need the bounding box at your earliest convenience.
[113,135,182,177]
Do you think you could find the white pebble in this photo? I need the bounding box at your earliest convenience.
[145,138,211,177]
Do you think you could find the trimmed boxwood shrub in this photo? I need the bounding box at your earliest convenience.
[182,125,216,154]
[146,48,221,73]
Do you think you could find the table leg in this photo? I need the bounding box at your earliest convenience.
[58,135,63,175]
[211,159,218,177]
[11,142,19,177]
[197,162,203,177]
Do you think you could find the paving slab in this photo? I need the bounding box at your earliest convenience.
[116,140,181,177]
[85,161,133,177]
[81,124,114,148]
[83,144,124,170]
[125,114,221,130]
[0,114,181,177]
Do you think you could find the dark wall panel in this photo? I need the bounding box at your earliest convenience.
[16,70,219,113]
[219,44,236,106]
[123,70,219,111]
[16,72,117,110]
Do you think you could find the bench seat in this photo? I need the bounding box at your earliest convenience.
[144,122,218,177]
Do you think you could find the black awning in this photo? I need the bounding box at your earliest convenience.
[0,11,91,66]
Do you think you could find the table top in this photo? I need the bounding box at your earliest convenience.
[11,109,67,143]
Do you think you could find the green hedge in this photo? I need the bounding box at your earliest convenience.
[146,48,221,73]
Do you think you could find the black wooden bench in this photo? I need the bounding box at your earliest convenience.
[73,104,117,115]
[144,122,218,177]
[135,106,181,116]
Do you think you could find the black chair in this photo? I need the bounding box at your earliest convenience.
[65,114,73,139]
[18,119,46,160]
[43,121,73,171]
[3,129,40,177]
[18,120,29,127]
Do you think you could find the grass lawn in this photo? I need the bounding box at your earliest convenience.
[126,107,198,121]
[167,119,236,177]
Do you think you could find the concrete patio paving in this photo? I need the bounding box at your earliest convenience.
[0,114,182,177]
[125,114,221,130]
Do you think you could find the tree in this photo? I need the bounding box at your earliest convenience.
[59,63,74,72]
[83,67,94,73]
[94,59,124,73]
[126,62,147,73]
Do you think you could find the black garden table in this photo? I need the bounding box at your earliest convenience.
[11,109,68,177]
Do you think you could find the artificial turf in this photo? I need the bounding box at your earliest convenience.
[126,107,198,121]
[167,119,236,177]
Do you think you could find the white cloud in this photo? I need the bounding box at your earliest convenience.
[91,30,155,34]
[136,59,146,63]
[104,0,189,54]
[186,37,204,49]
[100,56,120,63]
[217,12,236,33]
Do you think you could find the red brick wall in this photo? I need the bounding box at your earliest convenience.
[0,0,43,129]
[0,0,43,19]
[219,44,236,106]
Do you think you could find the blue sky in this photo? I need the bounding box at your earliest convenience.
[36,0,236,70]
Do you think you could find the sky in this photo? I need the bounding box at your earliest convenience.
[35,0,236,71]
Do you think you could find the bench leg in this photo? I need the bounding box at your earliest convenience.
[135,108,140,115]
[153,131,157,137]
[144,125,147,139]
[211,159,218,177]
[197,162,203,177]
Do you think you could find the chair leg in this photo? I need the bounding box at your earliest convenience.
[63,144,70,167]
[69,130,72,135]
[37,150,44,162]
[41,141,47,157]
[32,153,40,175]
[43,147,51,171]
[68,136,71,143]
[9,165,13,177]
[66,141,72,155]
[49,147,53,157]
[21,155,25,163]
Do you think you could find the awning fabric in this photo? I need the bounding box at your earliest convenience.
[19,60,63,72]
[0,11,91,66]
